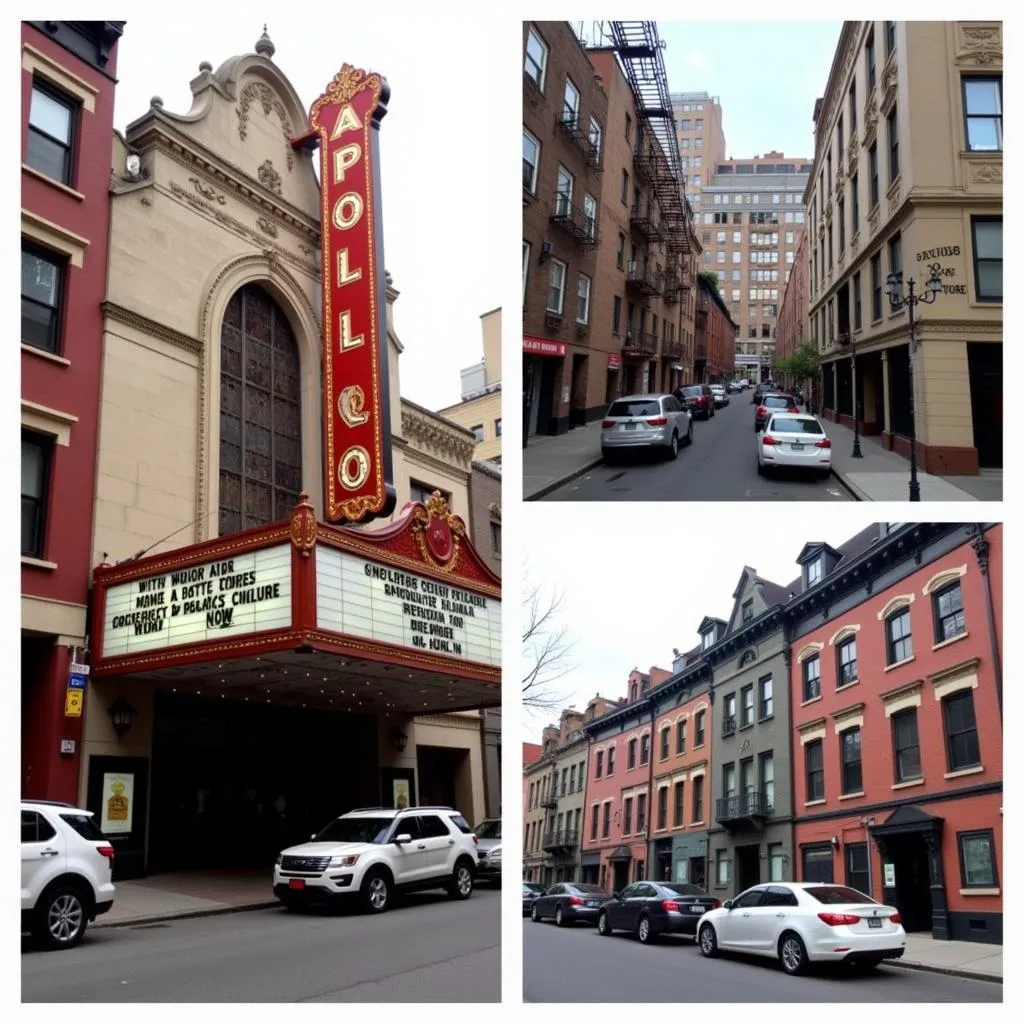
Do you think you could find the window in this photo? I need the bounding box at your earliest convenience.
[808,557,822,586]
[962,77,1002,151]
[546,259,566,314]
[837,636,858,685]
[621,169,629,204]
[656,787,668,830]
[716,230,726,244]
[522,241,530,307]
[868,144,879,207]
[865,28,876,91]
[21,243,66,354]
[522,130,540,192]
[701,631,713,651]
[716,251,726,264]
[576,274,592,324]
[590,805,599,841]
[722,693,736,735]
[583,194,597,242]
[636,793,647,833]
[561,768,568,795]
[759,675,773,719]
[555,164,574,215]
[623,797,633,834]
[840,727,862,794]
[607,747,616,775]
[888,105,900,181]
[732,251,741,264]
[470,424,484,442]
[602,802,610,837]
[943,690,980,771]
[802,845,835,883]
[851,172,860,233]
[892,708,921,782]
[885,607,912,664]
[628,738,637,770]
[692,775,704,822]
[849,80,857,133]
[22,810,57,844]
[660,726,670,760]
[837,114,845,161]
[768,844,784,883]
[27,80,76,185]
[616,232,626,269]
[741,598,753,623]
[760,752,775,809]
[805,738,825,801]
[612,295,622,334]
[802,654,821,701]
[715,850,730,885]
[933,581,966,642]
[852,271,862,331]
[21,431,53,558]
[958,830,998,889]
[885,20,896,56]
[838,199,845,251]
[675,718,686,755]
[524,27,548,90]
[971,217,1002,302]
[588,116,603,163]
[695,710,705,746]
[740,685,754,728]
[673,780,685,826]
[562,77,580,125]
[494,418,502,438]
[594,750,604,779]
[640,733,650,766]
[695,118,703,132]
[846,842,869,895]
[624,113,632,141]
[870,253,882,321]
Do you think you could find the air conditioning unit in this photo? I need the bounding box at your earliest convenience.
[539,241,553,263]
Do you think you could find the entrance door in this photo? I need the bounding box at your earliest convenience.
[735,843,761,893]
[967,342,1002,467]
[611,859,629,893]
[656,849,672,881]
[570,353,588,427]
[886,834,933,932]
[689,855,706,889]
[416,746,468,810]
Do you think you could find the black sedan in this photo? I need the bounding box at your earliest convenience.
[522,882,546,916]
[531,882,610,926]
[597,881,721,944]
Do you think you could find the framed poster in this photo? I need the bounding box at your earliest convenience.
[101,772,135,834]
[87,755,149,879]
[392,778,411,810]
[380,767,416,810]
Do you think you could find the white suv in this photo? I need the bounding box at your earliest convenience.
[21,800,116,949]
[273,805,479,914]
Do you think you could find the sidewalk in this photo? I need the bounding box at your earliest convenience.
[884,932,1002,982]
[523,411,1002,502]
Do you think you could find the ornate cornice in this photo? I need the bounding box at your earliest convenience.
[400,405,476,468]
[102,300,202,355]
[235,81,295,170]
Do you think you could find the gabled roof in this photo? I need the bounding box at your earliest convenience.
[757,577,793,608]
[698,615,727,634]
[522,742,543,768]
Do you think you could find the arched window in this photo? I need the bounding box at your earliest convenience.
[218,285,302,535]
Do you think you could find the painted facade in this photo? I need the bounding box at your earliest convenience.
[789,523,1002,944]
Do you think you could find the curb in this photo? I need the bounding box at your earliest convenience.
[830,468,867,501]
[883,958,1002,984]
[95,899,279,929]
[525,457,604,501]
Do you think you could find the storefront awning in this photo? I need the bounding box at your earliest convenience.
[523,335,566,357]
[608,845,632,861]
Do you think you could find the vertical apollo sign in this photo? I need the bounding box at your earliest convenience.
[310,66,396,524]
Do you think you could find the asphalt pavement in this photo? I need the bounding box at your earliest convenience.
[542,397,855,501]
[523,918,1001,1003]
[22,888,500,1003]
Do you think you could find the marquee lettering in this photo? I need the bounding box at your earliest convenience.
[332,192,364,231]
[336,248,362,287]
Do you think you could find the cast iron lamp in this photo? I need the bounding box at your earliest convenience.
[108,696,137,738]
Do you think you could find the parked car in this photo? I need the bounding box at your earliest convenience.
[709,384,729,408]
[597,881,721,944]
[696,882,906,976]
[727,380,745,394]
[754,393,799,432]
[522,881,547,916]
[675,383,715,420]
[474,818,501,884]
[21,799,116,950]
[757,413,832,478]
[531,882,610,926]
[273,805,478,914]
[601,394,693,462]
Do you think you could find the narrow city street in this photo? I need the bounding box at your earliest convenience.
[523,920,1001,1003]
[22,889,500,1003]
[543,398,855,501]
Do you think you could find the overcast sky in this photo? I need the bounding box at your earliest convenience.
[112,16,504,410]
[523,508,887,730]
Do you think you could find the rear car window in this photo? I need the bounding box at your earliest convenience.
[679,386,703,398]
[59,813,107,842]
[763,395,794,408]
[607,400,661,417]
[570,883,607,894]
[768,416,823,434]
[663,883,706,897]
[804,885,876,905]
[449,814,474,834]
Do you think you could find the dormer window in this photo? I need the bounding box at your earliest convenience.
[701,631,713,650]
[630,683,638,701]
[741,599,754,623]
[807,557,823,586]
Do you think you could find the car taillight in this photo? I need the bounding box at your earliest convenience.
[762,435,778,446]
[568,896,585,906]
[815,438,832,449]
[890,912,902,925]
[97,845,115,864]
[818,912,860,927]
[602,419,615,428]
[646,416,668,426]
[710,900,722,909]
[661,900,680,912]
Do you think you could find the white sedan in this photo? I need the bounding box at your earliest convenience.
[696,882,906,976]
[756,413,832,478]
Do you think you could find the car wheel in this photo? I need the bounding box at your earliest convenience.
[446,858,474,900]
[668,431,679,460]
[361,868,392,913]
[35,883,89,950]
[637,913,655,944]
[531,903,541,923]
[685,422,694,446]
[779,931,809,975]
[710,406,715,418]
[555,905,566,927]
[597,910,613,936]
[698,923,719,958]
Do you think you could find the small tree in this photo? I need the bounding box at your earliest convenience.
[522,577,577,715]
[697,270,721,294]
[775,340,821,406]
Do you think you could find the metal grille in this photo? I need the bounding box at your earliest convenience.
[219,285,302,535]
[280,855,331,873]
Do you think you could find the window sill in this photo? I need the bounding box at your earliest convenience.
[758,715,774,724]
[804,798,826,808]
[959,888,999,897]
[891,777,924,790]
[836,679,860,693]
[801,694,822,708]
[738,722,754,732]
[884,654,916,673]
[838,791,866,801]
[932,632,968,653]
[22,162,85,200]
[691,820,705,828]
[22,343,70,366]
[944,765,984,781]
[22,556,58,571]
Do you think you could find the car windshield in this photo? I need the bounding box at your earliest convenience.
[312,817,392,844]
[568,883,607,895]
[607,399,661,417]
[523,882,546,893]
[763,395,794,408]
[768,417,823,435]
[804,885,877,905]
[59,813,107,842]
[661,883,707,897]
[475,819,501,839]
[449,814,473,834]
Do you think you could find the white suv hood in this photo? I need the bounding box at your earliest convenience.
[281,840,375,858]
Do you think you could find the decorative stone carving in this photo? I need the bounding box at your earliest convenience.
[886,176,902,215]
[235,81,295,170]
[257,216,279,237]
[189,175,226,204]
[257,159,282,195]
[862,97,879,149]
[400,408,475,467]
[867,204,880,238]
[971,162,1003,184]
[956,26,1001,68]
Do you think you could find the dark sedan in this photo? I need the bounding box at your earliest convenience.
[522,882,546,916]
[597,881,721,944]
[531,882,610,926]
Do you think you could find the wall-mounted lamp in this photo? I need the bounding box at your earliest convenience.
[390,727,408,753]
[831,835,840,849]
[108,696,138,739]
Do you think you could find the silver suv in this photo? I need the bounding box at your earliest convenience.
[21,800,116,949]
[474,818,502,884]
[273,805,479,914]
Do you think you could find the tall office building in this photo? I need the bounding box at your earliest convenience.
[670,91,726,206]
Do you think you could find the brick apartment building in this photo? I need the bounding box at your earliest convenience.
[671,91,727,202]
[695,274,738,383]
[21,20,124,802]
[775,228,811,392]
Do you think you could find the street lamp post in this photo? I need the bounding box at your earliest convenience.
[886,265,943,502]
[849,335,863,459]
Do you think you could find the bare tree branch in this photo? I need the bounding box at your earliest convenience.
[522,577,577,713]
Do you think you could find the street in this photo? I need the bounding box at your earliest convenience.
[523,919,1001,1003]
[543,396,854,501]
[22,888,500,1003]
